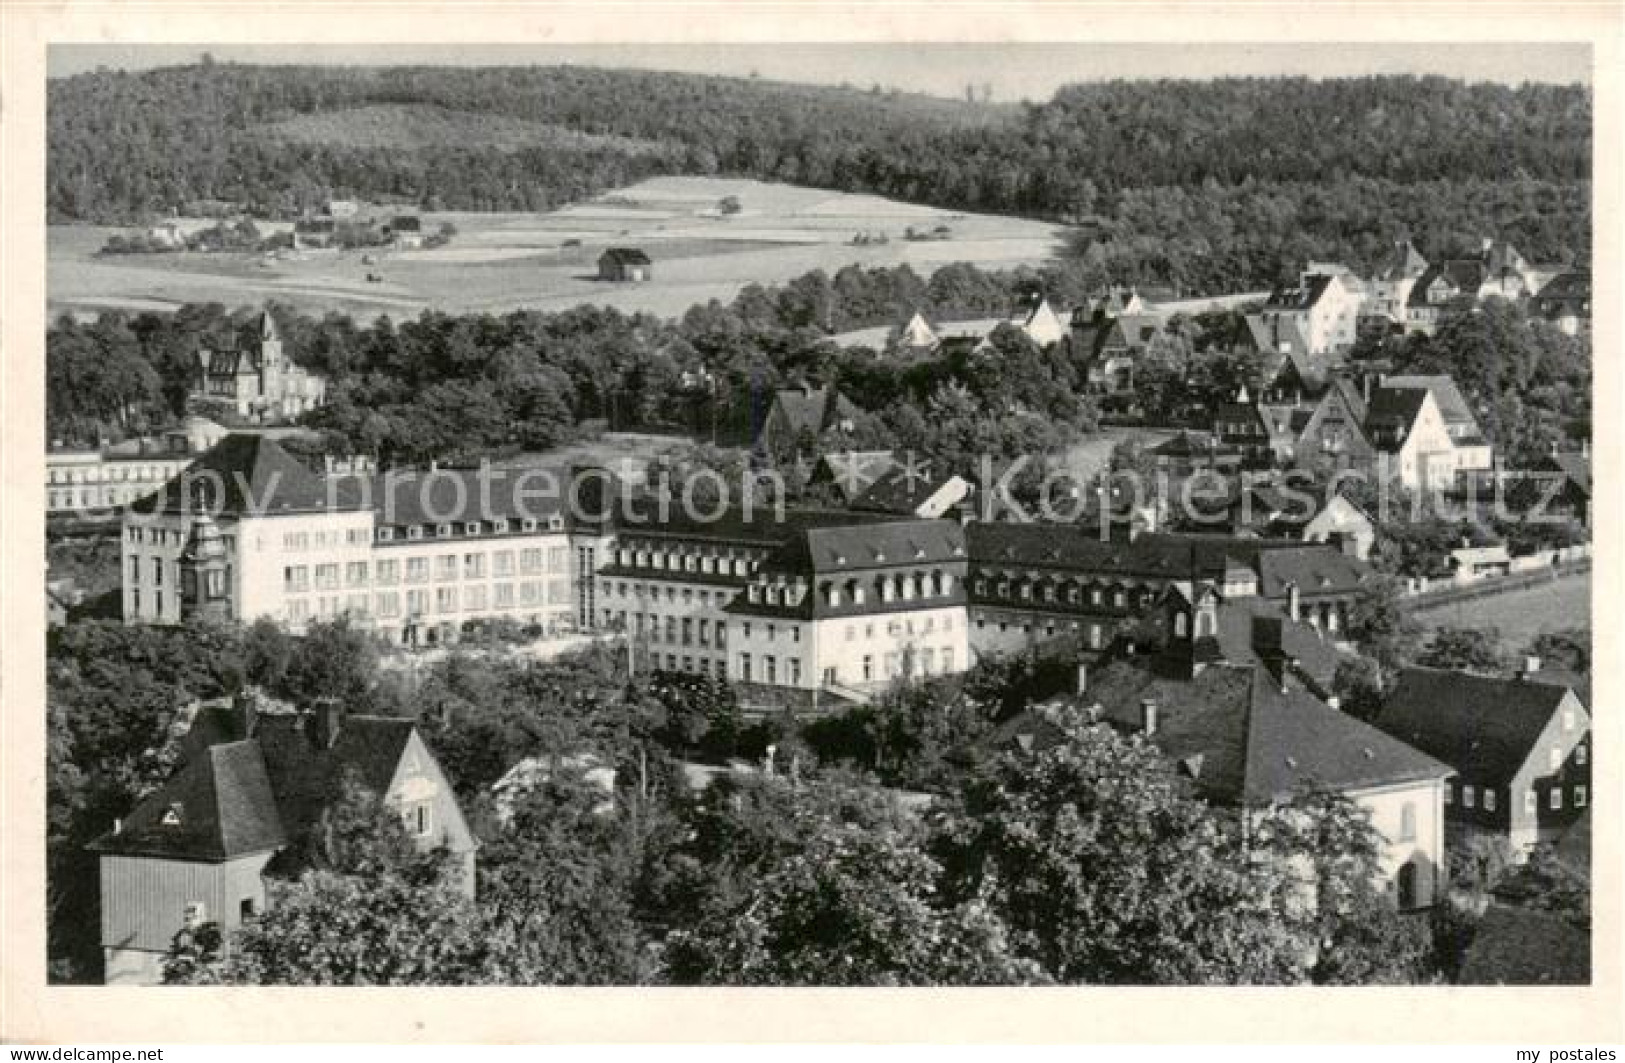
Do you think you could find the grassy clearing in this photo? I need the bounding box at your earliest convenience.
[50,176,1065,321]
[1415,571,1591,646]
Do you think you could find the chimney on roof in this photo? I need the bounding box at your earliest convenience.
[1285,581,1300,622]
[1140,699,1159,737]
[234,687,261,738]
[310,698,344,750]
[1519,655,1542,680]
[1075,662,1088,696]
[1326,695,1342,711]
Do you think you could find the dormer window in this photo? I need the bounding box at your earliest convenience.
[407,525,424,540]
[464,522,481,536]
[522,518,538,532]
[161,803,184,827]
[494,519,509,533]
[548,515,564,531]
[377,527,394,542]
[437,523,453,538]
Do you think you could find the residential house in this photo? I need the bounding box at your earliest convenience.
[1533,271,1591,335]
[598,247,652,282]
[1257,271,1366,355]
[849,462,974,519]
[1362,384,1462,491]
[1228,480,1375,561]
[896,311,939,351]
[389,215,424,249]
[89,694,476,984]
[1018,590,1454,909]
[1374,663,1591,853]
[1364,239,1430,324]
[807,450,898,505]
[192,311,328,421]
[1286,376,1376,474]
[1007,293,1067,348]
[1380,375,1493,473]
[754,382,860,456]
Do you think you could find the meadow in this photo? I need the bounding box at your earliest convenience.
[48,176,1066,321]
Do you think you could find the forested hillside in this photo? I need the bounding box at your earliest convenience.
[48,64,1591,289]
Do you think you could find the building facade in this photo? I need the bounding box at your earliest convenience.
[193,312,328,421]
[122,435,577,643]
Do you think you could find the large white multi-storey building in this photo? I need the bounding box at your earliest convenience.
[122,435,576,642]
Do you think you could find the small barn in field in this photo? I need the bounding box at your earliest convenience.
[598,247,653,282]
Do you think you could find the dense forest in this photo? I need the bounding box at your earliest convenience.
[48,64,1592,290]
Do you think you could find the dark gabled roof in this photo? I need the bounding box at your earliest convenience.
[1375,667,1583,786]
[811,450,897,500]
[1362,386,1431,448]
[600,247,651,265]
[1538,451,1591,495]
[850,463,963,515]
[1382,375,1475,426]
[769,385,860,440]
[1374,239,1429,280]
[1263,274,1334,312]
[390,215,422,232]
[1458,903,1589,985]
[793,519,966,575]
[1410,260,1488,307]
[130,434,367,516]
[1087,660,1450,806]
[610,503,901,549]
[1534,270,1591,305]
[90,741,288,860]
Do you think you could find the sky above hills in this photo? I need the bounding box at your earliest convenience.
[49,42,1590,100]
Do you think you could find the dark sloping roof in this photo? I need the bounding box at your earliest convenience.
[1534,270,1591,306]
[1541,451,1591,495]
[795,519,966,575]
[600,247,651,265]
[769,386,860,440]
[331,466,569,529]
[90,741,288,860]
[1458,903,1589,985]
[1375,667,1580,785]
[1263,274,1334,312]
[1375,239,1429,280]
[130,434,367,516]
[390,215,422,232]
[850,463,963,515]
[1382,375,1475,426]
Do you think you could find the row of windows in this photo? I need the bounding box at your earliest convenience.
[603,581,729,609]
[794,570,955,609]
[735,646,957,686]
[376,515,564,542]
[974,611,1108,649]
[284,580,567,621]
[1448,782,1589,812]
[49,463,183,485]
[612,611,729,648]
[971,577,1145,610]
[614,544,759,578]
[284,549,562,591]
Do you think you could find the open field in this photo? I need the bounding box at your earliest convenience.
[49,176,1067,321]
[1414,570,1591,645]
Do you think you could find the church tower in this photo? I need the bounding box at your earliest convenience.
[254,310,284,409]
